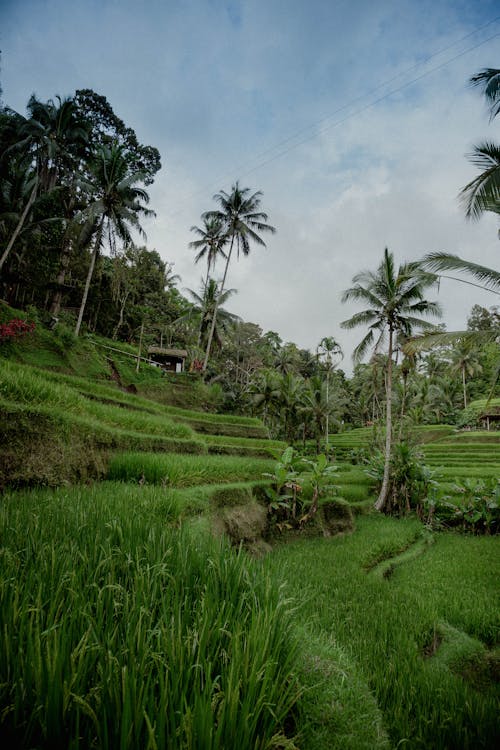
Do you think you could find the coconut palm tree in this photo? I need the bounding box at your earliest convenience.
[183,278,239,351]
[317,337,343,450]
[460,142,500,221]
[405,252,500,355]
[201,182,275,371]
[189,216,227,292]
[74,144,154,336]
[278,373,306,445]
[460,68,500,224]
[0,95,88,275]
[449,341,483,409]
[470,67,500,121]
[341,248,441,512]
[423,252,500,293]
[249,369,281,428]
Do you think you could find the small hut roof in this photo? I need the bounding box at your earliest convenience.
[148,347,188,357]
[480,405,500,418]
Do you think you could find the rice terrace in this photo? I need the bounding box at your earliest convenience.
[1,21,500,750]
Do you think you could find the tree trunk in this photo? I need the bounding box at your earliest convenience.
[0,181,38,275]
[136,321,144,373]
[325,369,330,451]
[301,487,319,524]
[75,224,103,337]
[49,238,73,316]
[462,367,467,409]
[112,291,130,340]
[375,327,394,512]
[398,372,408,440]
[202,236,234,372]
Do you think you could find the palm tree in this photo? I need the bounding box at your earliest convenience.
[0,95,88,275]
[249,369,281,427]
[406,252,500,354]
[189,216,227,292]
[407,254,500,404]
[460,68,500,224]
[183,278,239,350]
[201,182,275,371]
[274,344,302,375]
[341,248,441,512]
[301,375,334,453]
[278,373,306,444]
[460,143,500,221]
[74,144,154,336]
[317,337,343,450]
[423,252,500,293]
[449,341,483,409]
[470,68,500,121]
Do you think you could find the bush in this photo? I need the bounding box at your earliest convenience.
[422,479,500,534]
[0,318,35,342]
[365,441,437,515]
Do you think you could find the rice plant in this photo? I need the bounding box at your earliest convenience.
[0,487,302,749]
[269,515,500,749]
[107,452,275,486]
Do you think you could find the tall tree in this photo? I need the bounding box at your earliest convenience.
[201,182,275,371]
[341,248,441,512]
[460,67,500,223]
[73,89,161,184]
[184,278,239,350]
[74,144,154,335]
[449,341,483,409]
[0,95,88,275]
[189,216,227,292]
[317,337,343,450]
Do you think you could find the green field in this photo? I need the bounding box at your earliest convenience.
[1,354,499,748]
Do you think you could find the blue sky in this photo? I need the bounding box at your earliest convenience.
[1,0,499,361]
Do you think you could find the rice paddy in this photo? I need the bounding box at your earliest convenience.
[269,516,500,749]
[1,356,498,748]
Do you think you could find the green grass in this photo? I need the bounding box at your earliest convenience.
[269,515,500,749]
[0,486,304,749]
[107,452,275,486]
[0,484,393,750]
[36,367,267,426]
[0,360,196,439]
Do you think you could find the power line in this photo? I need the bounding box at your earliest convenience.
[164,16,500,220]
[240,28,500,179]
[201,16,500,187]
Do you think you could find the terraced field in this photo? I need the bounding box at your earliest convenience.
[1,357,498,748]
[329,424,500,503]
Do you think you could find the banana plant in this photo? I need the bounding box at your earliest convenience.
[299,453,339,524]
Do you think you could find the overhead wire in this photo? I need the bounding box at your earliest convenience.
[163,15,500,220]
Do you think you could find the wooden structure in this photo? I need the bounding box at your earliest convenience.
[479,405,500,431]
[147,346,187,373]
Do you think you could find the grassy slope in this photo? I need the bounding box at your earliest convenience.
[1,315,498,749]
[269,516,499,749]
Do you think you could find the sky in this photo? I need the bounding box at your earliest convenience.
[1,0,499,366]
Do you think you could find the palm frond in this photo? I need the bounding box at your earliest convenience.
[404,329,498,354]
[470,68,500,121]
[422,252,500,292]
[340,309,379,330]
[459,141,500,220]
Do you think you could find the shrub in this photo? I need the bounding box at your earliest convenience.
[0,318,35,342]
[422,479,500,534]
[263,447,340,532]
[365,441,437,515]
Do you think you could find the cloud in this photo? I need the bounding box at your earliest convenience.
[2,0,499,369]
